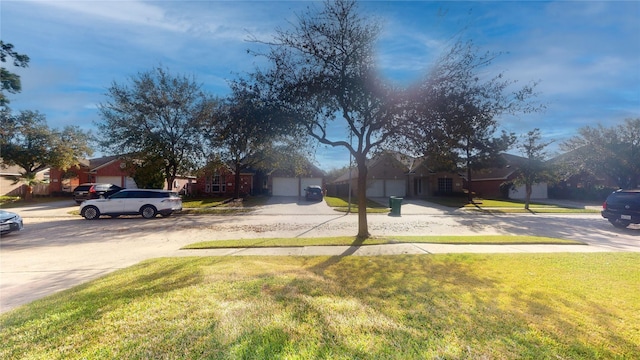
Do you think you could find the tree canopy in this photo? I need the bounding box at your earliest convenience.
[0,109,92,198]
[511,128,555,209]
[396,41,541,201]
[205,77,300,199]
[252,0,403,238]
[97,67,214,190]
[0,41,30,106]
[561,118,640,189]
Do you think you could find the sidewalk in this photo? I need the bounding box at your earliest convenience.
[175,243,610,257]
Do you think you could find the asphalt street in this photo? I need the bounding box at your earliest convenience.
[1,197,638,313]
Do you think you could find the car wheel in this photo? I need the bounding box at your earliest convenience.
[82,206,100,220]
[141,205,157,219]
[609,219,631,228]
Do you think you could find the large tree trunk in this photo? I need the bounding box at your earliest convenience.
[524,183,532,210]
[466,144,473,203]
[166,177,175,190]
[234,162,242,199]
[356,155,370,239]
[466,165,473,203]
[24,185,33,202]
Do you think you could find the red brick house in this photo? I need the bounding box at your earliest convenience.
[330,152,464,198]
[195,165,254,197]
[465,153,548,200]
[49,156,136,193]
[50,155,195,193]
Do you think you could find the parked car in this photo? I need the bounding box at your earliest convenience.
[80,189,182,220]
[305,185,324,201]
[0,210,24,235]
[73,183,123,204]
[601,189,640,228]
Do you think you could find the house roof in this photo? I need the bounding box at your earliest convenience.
[331,151,412,184]
[270,161,325,177]
[88,155,122,172]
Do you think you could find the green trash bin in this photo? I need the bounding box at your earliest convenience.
[390,196,403,216]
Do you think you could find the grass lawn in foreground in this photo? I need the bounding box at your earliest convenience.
[2,253,638,359]
[183,235,583,249]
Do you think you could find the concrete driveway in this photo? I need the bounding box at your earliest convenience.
[1,198,638,313]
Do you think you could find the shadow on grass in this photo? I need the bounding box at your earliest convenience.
[2,255,638,358]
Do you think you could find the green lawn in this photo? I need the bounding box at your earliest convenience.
[2,253,638,359]
[428,197,600,213]
[183,235,582,249]
[324,196,389,213]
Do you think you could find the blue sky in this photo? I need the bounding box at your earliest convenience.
[2,0,639,170]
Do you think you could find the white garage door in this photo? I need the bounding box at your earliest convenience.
[386,180,406,197]
[301,178,323,193]
[272,177,322,196]
[366,180,384,197]
[366,179,406,197]
[510,183,548,200]
[124,177,138,189]
[96,176,123,187]
[272,177,299,196]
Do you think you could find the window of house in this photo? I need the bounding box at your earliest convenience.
[437,177,453,193]
[212,173,226,193]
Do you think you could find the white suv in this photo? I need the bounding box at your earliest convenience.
[80,189,182,220]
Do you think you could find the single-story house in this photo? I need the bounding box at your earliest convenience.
[49,155,137,193]
[195,164,254,197]
[330,152,465,199]
[0,163,50,196]
[49,155,196,193]
[267,162,325,197]
[331,151,415,198]
[329,151,542,200]
[466,153,548,200]
[406,159,465,198]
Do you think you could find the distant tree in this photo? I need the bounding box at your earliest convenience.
[561,118,640,189]
[122,155,166,189]
[98,67,214,190]
[0,109,92,200]
[510,128,555,210]
[0,41,30,106]
[205,78,299,199]
[324,165,351,183]
[399,41,540,202]
[251,0,402,239]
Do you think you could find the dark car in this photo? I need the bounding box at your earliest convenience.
[305,185,324,201]
[73,183,123,204]
[601,189,640,228]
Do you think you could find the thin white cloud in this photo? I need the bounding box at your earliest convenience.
[31,0,186,32]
